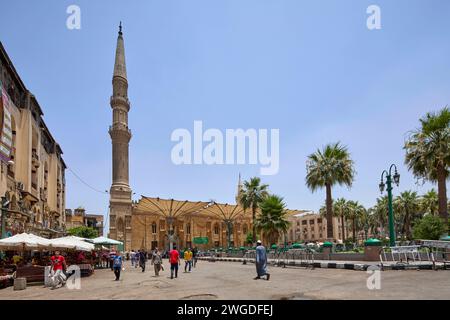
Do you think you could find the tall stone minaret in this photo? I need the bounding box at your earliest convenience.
[235,173,243,204]
[109,22,132,250]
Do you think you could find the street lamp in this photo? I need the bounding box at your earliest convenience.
[379,164,400,247]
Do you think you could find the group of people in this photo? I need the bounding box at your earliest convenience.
[109,246,200,281]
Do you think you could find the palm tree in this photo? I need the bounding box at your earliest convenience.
[347,201,365,242]
[421,189,439,216]
[394,191,421,240]
[238,177,269,243]
[405,107,450,229]
[333,198,349,241]
[254,195,291,246]
[306,143,355,239]
[371,196,389,237]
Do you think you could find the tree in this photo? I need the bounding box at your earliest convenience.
[333,198,349,241]
[405,107,450,230]
[254,195,291,246]
[67,226,98,239]
[347,201,365,242]
[245,232,253,245]
[421,189,439,216]
[371,196,389,237]
[394,191,421,240]
[306,142,355,239]
[238,177,269,243]
[413,215,447,240]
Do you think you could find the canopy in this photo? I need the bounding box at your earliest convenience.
[0,233,51,251]
[50,236,94,252]
[88,236,123,246]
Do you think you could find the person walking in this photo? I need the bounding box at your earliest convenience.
[139,249,146,272]
[49,250,67,289]
[113,252,123,281]
[192,247,198,268]
[183,248,193,272]
[130,250,136,267]
[254,240,270,280]
[109,250,117,271]
[169,245,180,279]
[151,248,163,276]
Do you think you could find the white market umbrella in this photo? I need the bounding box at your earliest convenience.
[50,236,94,252]
[0,233,52,251]
[88,236,123,246]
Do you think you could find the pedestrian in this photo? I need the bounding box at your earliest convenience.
[139,249,146,272]
[109,250,117,271]
[169,245,180,279]
[254,240,270,281]
[192,247,198,268]
[184,248,193,272]
[49,250,67,289]
[151,248,163,276]
[130,250,136,267]
[113,252,123,281]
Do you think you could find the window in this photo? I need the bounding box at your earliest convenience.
[152,222,157,234]
[214,223,220,235]
[317,218,322,223]
[243,224,248,235]
[309,219,315,225]
[186,223,191,235]
[302,220,307,225]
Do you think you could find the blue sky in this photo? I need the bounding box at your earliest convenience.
[1,1,449,232]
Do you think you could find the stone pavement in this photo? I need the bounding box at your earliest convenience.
[0,260,449,300]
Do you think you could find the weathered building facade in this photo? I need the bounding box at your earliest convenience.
[65,208,104,236]
[0,42,67,238]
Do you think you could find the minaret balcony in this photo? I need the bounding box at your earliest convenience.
[110,96,130,110]
[109,124,132,141]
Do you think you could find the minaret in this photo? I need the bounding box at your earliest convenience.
[235,173,243,204]
[109,22,132,250]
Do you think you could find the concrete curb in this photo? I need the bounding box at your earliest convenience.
[198,257,445,271]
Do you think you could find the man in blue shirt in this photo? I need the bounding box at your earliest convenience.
[113,253,123,281]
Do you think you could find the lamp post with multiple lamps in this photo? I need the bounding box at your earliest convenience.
[379,164,400,247]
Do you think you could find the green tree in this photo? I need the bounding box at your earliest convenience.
[238,177,269,243]
[306,142,355,239]
[404,107,450,229]
[394,191,421,240]
[421,189,439,216]
[347,201,365,242]
[254,195,291,246]
[333,198,349,241]
[67,226,98,239]
[413,215,447,240]
[245,232,253,245]
[371,196,389,237]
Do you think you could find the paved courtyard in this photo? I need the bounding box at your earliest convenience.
[0,260,449,300]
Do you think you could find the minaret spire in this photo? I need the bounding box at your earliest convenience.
[109,23,132,249]
[236,173,243,204]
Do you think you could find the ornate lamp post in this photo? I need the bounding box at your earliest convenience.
[379,164,400,247]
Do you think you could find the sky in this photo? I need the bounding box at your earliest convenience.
[1,0,449,233]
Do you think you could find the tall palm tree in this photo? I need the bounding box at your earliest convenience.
[394,190,421,240]
[333,198,349,241]
[421,189,439,216]
[254,195,291,246]
[405,107,450,229]
[238,177,269,243]
[347,201,365,242]
[306,142,355,239]
[371,196,389,237]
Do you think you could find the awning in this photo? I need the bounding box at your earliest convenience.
[0,233,51,251]
[50,236,94,252]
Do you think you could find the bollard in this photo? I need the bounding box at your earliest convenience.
[14,277,27,291]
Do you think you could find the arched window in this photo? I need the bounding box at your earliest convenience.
[243,224,248,235]
[151,222,157,234]
[186,223,191,235]
[214,223,220,235]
